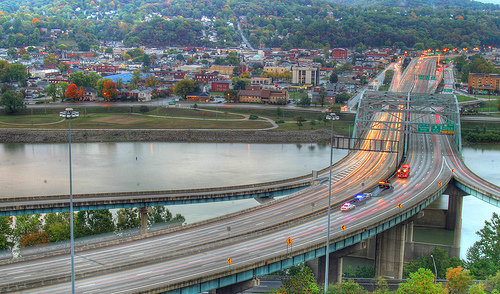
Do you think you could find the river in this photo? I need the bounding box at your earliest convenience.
[0,142,498,259]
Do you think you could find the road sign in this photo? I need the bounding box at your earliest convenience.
[398,203,402,208]
[431,124,442,133]
[418,75,425,80]
[430,76,436,80]
[418,123,430,132]
[441,123,455,134]
[286,237,293,245]
[341,225,345,231]
[227,258,231,264]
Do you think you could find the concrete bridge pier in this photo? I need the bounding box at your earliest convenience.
[306,242,367,285]
[444,181,467,258]
[209,278,260,294]
[375,223,406,279]
[138,207,151,235]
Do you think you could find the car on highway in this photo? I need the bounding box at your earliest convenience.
[397,164,410,178]
[353,192,372,203]
[378,181,392,189]
[340,202,356,211]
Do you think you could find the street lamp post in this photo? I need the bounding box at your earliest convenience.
[430,254,438,282]
[59,108,79,294]
[324,112,339,293]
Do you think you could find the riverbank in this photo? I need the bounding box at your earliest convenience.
[0,129,332,143]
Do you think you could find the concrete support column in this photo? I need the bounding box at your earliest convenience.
[406,221,414,243]
[446,193,463,258]
[375,223,406,279]
[209,279,260,294]
[306,255,343,286]
[138,207,150,235]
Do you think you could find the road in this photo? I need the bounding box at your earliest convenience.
[1,57,499,293]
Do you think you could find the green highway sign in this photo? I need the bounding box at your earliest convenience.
[443,89,453,93]
[431,124,442,133]
[418,75,425,80]
[442,123,455,134]
[430,76,436,80]
[418,123,430,132]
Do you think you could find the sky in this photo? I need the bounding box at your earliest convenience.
[476,0,500,4]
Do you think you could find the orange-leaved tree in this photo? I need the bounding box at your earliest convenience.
[65,83,83,100]
[446,266,474,294]
[102,80,118,100]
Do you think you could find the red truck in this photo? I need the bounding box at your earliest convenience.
[397,164,410,178]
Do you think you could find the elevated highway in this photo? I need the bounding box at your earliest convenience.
[0,57,499,293]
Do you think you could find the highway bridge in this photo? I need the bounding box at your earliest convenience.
[0,57,499,293]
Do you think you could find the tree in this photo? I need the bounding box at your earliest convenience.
[173,79,199,99]
[296,96,311,107]
[232,78,249,90]
[466,212,500,279]
[1,90,25,114]
[13,214,43,247]
[446,266,474,294]
[147,206,172,226]
[43,213,70,243]
[329,72,338,84]
[7,48,17,59]
[335,93,351,104]
[45,83,58,102]
[65,83,81,100]
[326,280,366,294]
[223,89,238,102]
[44,53,58,66]
[404,247,462,279]
[271,263,320,294]
[116,208,140,231]
[318,87,327,106]
[0,217,13,251]
[397,268,444,294]
[102,80,118,100]
[75,210,115,237]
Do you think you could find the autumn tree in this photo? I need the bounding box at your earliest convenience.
[65,83,83,100]
[13,215,49,248]
[102,80,118,100]
[446,266,474,294]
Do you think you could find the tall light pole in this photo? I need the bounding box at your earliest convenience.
[324,112,339,293]
[59,108,79,294]
[430,254,438,282]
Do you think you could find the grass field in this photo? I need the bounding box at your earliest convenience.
[475,98,499,113]
[0,105,355,133]
[456,95,476,102]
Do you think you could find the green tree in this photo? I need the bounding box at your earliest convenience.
[116,208,140,231]
[297,96,311,107]
[232,78,249,90]
[318,87,327,106]
[326,280,366,294]
[397,268,444,294]
[271,263,320,293]
[466,212,500,279]
[0,217,13,251]
[45,83,58,102]
[43,213,70,242]
[173,79,199,99]
[329,72,338,84]
[147,206,172,226]
[224,89,238,102]
[404,247,462,279]
[75,210,115,237]
[1,90,25,114]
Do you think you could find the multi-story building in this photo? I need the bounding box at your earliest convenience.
[211,81,231,92]
[194,72,218,84]
[251,77,272,85]
[238,86,289,104]
[468,73,500,94]
[332,48,348,59]
[292,66,320,86]
[94,64,119,75]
